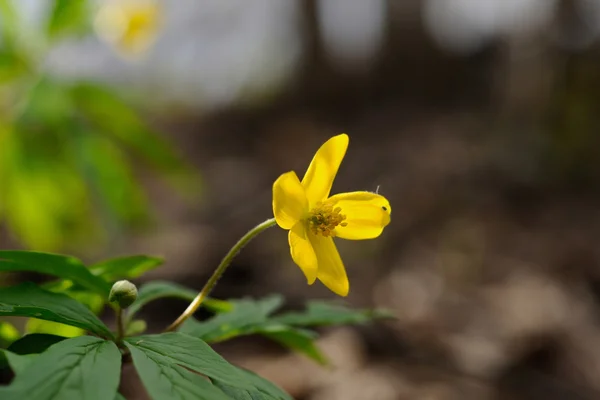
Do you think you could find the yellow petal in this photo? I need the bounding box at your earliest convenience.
[288,222,318,284]
[301,134,349,207]
[328,191,391,240]
[273,171,308,230]
[309,234,349,296]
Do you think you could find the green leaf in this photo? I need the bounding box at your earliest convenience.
[126,333,254,390]
[47,0,89,39]
[127,280,229,320]
[89,255,164,281]
[5,336,121,400]
[211,367,292,400]
[272,301,394,327]
[125,333,291,398]
[42,281,106,314]
[0,283,113,339]
[126,343,230,400]
[180,295,284,342]
[8,333,66,355]
[258,326,326,365]
[1,350,36,375]
[75,131,150,226]
[127,280,195,319]
[0,251,111,296]
[178,295,327,363]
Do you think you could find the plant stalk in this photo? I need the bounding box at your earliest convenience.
[165,218,277,332]
[116,308,125,343]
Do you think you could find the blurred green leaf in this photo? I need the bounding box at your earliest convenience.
[65,290,105,314]
[7,333,66,355]
[1,130,93,250]
[181,296,391,364]
[258,325,326,365]
[0,251,111,296]
[0,0,19,46]
[0,50,27,83]
[0,283,113,339]
[89,255,164,281]
[181,295,327,364]
[0,74,200,250]
[70,82,199,195]
[125,319,147,336]
[75,130,150,227]
[272,301,394,327]
[18,77,74,129]
[5,336,121,400]
[0,321,19,346]
[127,280,231,320]
[47,0,89,39]
[41,280,106,315]
[25,319,84,338]
[180,295,283,342]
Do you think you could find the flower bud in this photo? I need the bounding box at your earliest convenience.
[109,280,138,309]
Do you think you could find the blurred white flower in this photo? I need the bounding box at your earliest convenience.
[94,0,162,58]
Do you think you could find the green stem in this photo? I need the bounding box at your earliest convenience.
[165,218,277,332]
[115,308,125,343]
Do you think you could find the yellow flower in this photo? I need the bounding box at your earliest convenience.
[272,134,391,296]
[94,0,162,58]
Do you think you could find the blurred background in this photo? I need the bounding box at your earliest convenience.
[3,0,600,398]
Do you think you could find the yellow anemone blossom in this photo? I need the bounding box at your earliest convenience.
[272,134,391,296]
[94,0,162,57]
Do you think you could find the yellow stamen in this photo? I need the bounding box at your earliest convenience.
[308,202,348,237]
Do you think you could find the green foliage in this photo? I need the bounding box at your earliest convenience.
[181,295,284,342]
[89,255,164,282]
[212,367,294,400]
[126,280,230,321]
[1,350,36,376]
[0,283,113,339]
[5,336,121,400]
[126,333,291,400]
[0,0,198,251]
[24,319,84,338]
[273,301,394,327]
[47,0,89,39]
[7,333,65,355]
[0,322,19,347]
[181,295,392,365]
[127,340,231,400]
[0,251,390,399]
[0,2,391,398]
[0,251,111,296]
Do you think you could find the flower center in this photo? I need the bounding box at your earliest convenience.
[307,202,348,237]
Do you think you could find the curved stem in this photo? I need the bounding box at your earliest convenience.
[165,218,277,332]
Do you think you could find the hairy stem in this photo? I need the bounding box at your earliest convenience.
[165,218,277,332]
